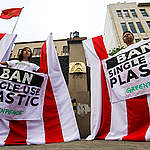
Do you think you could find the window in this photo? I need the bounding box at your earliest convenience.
[9,52,12,59]
[129,22,137,33]
[146,21,150,28]
[116,10,123,18]
[63,46,69,54]
[33,48,41,57]
[18,49,22,56]
[130,9,137,18]
[121,23,128,32]
[143,38,149,40]
[136,22,145,33]
[140,9,148,17]
[123,10,130,18]
[135,39,140,43]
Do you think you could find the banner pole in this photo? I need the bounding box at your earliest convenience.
[11,7,24,34]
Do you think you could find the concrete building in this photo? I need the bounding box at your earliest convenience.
[11,39,68,59]
[67,35,90,138]
[104,2,150,52]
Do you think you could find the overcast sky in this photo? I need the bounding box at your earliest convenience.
[0,0,149,42]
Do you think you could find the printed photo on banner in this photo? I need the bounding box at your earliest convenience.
[102,39,150,103]
[0,66,48,120]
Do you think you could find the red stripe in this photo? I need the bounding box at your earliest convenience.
[40,41,64,143]
[0,33,6,40]
[5,120,27,145]
[96,61,111,139]
[123,95,150,141]
[92,36,111,139]
[39,42,48,74]
[92,35,108,60]
[3,32,27,145]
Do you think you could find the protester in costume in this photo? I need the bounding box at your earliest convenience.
[0,47,39,72]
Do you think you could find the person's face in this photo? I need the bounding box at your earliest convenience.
[23,48,31,59]
[123,32,134,46]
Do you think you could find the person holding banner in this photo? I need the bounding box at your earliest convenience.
[0,47,39,72]
[122,31,134,46]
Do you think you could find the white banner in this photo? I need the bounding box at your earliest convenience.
[103,39,150,103]
[0,66,48,120]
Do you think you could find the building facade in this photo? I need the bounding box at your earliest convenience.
[11,39,68,59]
[67,36,90,137]
[104,2,150,52]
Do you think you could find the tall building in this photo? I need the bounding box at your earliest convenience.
[104,2,150,52]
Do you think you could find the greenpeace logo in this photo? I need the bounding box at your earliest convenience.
[126,81,150,94]
[0,108,24,116]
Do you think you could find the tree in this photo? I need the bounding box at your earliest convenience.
[108,45,125,56]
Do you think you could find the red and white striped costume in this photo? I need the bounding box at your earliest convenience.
[83,35,150,141]
[0,33,80,145]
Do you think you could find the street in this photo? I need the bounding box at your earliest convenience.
[0,139,150,150]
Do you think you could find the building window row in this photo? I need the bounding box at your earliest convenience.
[136,22,145,33]
[121,22,145,33]
[116,9,148,18]
[130,9,137,18]
[128,22,136,33]
[63,46,69,54]
[143,38,149,40]
[121,23,128,32]
[147,21,150,28]
[32,48,41,57]
[140,9,148,17]
[135,38,149,43]
[123,10,130,18]
[116,10,123,18]
[135,39,140,43]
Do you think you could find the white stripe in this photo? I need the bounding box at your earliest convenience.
[0,34,17,61]
[0,120,10,145]
[26,72,48,144]
[46,33,80,141]
[83,39,102,140]
[147,94,150,115]
[105,101,128,140]
[0,34,17,145]
[145,95,150,141]
[145,126,150,141]
[26,120,45,145]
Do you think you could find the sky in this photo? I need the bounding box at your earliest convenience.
[0,0,150,42]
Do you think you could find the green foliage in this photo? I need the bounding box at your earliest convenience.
[108,46,125,56]
[135,39,141,43]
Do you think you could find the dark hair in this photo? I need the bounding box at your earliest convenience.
[123,31,134,38]
[18,47,32,62]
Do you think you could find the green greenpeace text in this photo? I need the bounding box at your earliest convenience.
[0,108,24,116]
[126,81,150,94]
